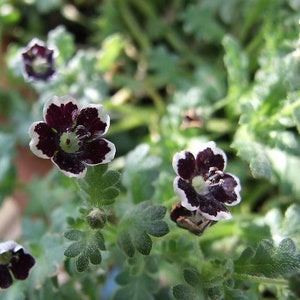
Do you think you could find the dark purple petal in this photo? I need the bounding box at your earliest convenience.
[209,173,241,206]
[76,105,109,137]
[196,147,226,178]
[172,151,196,180]
[0,265,13,289]
[9,249,35,280]
[45,100,79,132]
[80,138,116,165]
[29,122,59,158]
[52,151,86,178]
[198,194,231,221]
[173,177,199,211]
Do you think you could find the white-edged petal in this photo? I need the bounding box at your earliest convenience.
[225,173,242,206]
[43,95,78,120]
[173,177,198,211]
[51,158,87,178]
[81,103,110,136]
[200,209,232,221]
[172,150,188,175]
[28,121,51,159]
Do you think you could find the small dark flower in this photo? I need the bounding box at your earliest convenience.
[29,95,116,178]
[0,241,35,289]
[180,108,203,130]
[21,38,57,81]
[170,202,216,235]
[172,141,241,221]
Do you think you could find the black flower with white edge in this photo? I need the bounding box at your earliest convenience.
[21,38,57,82]
[0,241,35,289]
[172,141,241,222]
[29,95,116,178]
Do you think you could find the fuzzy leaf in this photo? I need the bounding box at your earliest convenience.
[64,242,83,258]
[173,284,200,300]
[122,144,161,203]
[64,229,106,271]
[47,25,75,63]
[117,202,169,257]
[265,204,300,250]
[234,238,300,278]
[77,164,120,207]
[64,229,83,241]
[113,256,159,300]
[232,126,272,179]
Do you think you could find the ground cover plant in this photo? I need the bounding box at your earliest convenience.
[1,0,300,299]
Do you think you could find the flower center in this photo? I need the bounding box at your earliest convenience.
[32,57,49,74]
[0,251,13,265]
[59,131,81,154]
[191,175,209,195]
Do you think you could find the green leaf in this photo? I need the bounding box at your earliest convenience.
[97,34,125,72]
[232,126,272,179]
[132,230,152,256]
[64,229,83,241]
[64,229,106,271]
[117,202,169,256]
[234,238,300,278]
[76,254,89,272]
[77,164,121,207]
[122,144,161,203]
[64,242,83,258]
[113,256,159,300]
[265,204,300,250]
[118,230,135,257]
[173,284,200,300]
[47,25,75,63]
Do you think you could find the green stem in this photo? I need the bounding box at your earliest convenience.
[233,273,289,286]
[117,0,151,52]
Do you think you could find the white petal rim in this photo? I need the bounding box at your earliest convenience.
[173,177,198,211]
[200,209,232,221]
[225,173,242,206]
[43,95,79,120]
[172,151,190,175]
[28,121,51,159]
[51,158,87,178]
[80,104,110,135]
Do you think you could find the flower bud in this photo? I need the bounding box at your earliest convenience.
[86,209,107,229]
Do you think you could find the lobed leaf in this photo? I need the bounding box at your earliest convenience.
[234,238,300,278]
[117,202,169,257]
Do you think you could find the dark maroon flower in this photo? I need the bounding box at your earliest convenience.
[172,141,241,221]
[0,241,35,289]
[29,95,116,178]
[21,38,57,81]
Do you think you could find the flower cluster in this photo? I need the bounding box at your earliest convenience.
[0,241,35,289]
[29,95,116,178]
[21,38,57,82]
[171,141,241,234]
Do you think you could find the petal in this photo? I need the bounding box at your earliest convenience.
[198,194,232,221]
[0,265,13,289]
[10,249,35,280]
[196,141,227,177]
[209,173,242,206]
[80,138,116,165]
[43,96,79,132]
[173,177,199,211]
[76,104,110,137]
[0,240,21,254]
[52,151,86,178]
[29,121,58,158]
[172,151,196,180]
